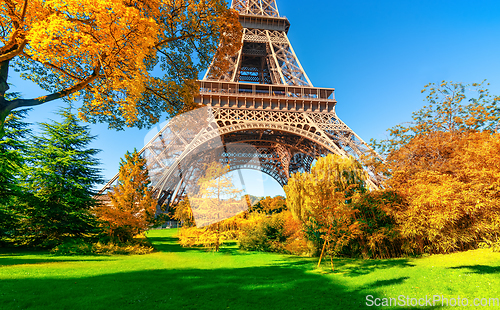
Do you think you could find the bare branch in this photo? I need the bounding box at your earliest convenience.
[3,0,22,31]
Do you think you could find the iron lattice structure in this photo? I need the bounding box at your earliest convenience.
[99,0,380,210]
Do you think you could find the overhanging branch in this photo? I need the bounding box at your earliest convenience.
[0,39,27,62]
[2,64,101,112]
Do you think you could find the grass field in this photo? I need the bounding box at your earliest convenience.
[1,229,500,309]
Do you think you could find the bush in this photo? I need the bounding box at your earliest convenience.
[178,227,219,249]
[494,242,500,253]
[50,239,94,255]
[239,211,309,255]
[176,211,309,255]
[478,239,500,253]
[50,237,154,255]
[177,212,254,250]
[238,214,270,252]
[177,220,242,250]
[342,189,405,259]
[93,241,155,255]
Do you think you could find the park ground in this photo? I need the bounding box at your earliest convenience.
[1,229,500,309]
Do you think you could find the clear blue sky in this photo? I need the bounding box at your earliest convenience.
[10,0,500,197]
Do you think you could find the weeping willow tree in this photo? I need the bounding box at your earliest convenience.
[284,154,368,265]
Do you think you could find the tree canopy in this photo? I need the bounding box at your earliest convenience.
[372,80,500,156]
[249,195,287,215]
[0,0,242,135]
[0,108,29,204]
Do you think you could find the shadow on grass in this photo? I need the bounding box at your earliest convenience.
[0,232,439,309]
[0,259,442,310]
[321,258,416,277]
[149,236,222,253]
[0,251,113,267]
[366,276,410,289]
[0,262,374,309]
[147,236,200,253]
[449,265,500,274]
[0,257,113,267]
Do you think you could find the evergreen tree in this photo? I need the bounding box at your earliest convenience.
[0,109,31,244]
[95,149,156,243]
[21,106,103,247]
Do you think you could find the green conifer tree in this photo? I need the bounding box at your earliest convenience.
[0,108,30,244]
[21,106,103,247]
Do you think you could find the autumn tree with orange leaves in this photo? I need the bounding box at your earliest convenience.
[95,149,156,242]
[372,81,500,254]
[0,0,242,136]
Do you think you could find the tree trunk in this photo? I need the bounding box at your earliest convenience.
[317,222,333,268]
[0,60,9,98]
[0,60,11,139]
[215,222,220,252]
[317,238,328,268]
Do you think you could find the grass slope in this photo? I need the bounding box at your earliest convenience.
[1,229,500,309]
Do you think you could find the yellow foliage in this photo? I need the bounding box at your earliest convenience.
[0,0,242,130]
[178,227,219,249]
[95,149,156,242]
[250,195,287,214]
[172,199,195,227]
[284,154,368,256]
[189,162,246,228]
[178,214,247,249]
[373,81,500,157]
[386,131,500,253]
[237,211,309,255]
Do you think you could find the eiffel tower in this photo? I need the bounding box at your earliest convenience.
[99,0,380,210]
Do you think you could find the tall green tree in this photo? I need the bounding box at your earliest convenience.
[0,107,30,244]
[95,149,156,243]
[21,106,103,247]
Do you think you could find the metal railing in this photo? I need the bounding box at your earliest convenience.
[198,81,335,101]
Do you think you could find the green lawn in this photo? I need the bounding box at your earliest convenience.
[1,229,500,309]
